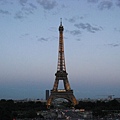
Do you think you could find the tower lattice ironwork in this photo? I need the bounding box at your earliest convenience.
[46,19,77,107]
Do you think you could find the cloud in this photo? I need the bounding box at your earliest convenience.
[38,36,57,42]
[87,0,98,3]
[0,0,8,5]
[108,43,120,47]
[87,0,120,10]
[74,23,102,33]
[0,1,37,20]
[37,0,57,10]
[116,0,120,7]
[0,9,11,15]
[20,33,29,37]
[21,7,34,15]
[14,2,37,19]
[38,37,49,42]
[21,2,37,15]
[76,38,81,41]
[65,29,82,41]
[66,30,81,36]
[65,18,76,23]
[65,16,83,23]
[65,16,84,23]
[114,28,120,32]
[29,3,37,9]
[19,0,28,6]
[61,4,66,9]
[14,11,25,19]
[98,1,113,10]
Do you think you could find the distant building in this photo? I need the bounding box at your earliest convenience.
[46,90,49,100]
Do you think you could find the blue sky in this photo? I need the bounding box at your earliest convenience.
[0,0,120,100]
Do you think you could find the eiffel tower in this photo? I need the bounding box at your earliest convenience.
[46,19,77,107]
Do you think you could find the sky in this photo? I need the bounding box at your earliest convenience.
[0,0,120,100]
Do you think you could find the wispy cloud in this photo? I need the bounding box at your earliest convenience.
[14,11,25,19]
[21,2,37,15]
[76,38,81,41]
[14,2,37,19]
[98,1,113,10]
[38,37,49,42]
[65,16,83,23]
[87,0,120,10]
[19,0,28,6]
[0,0,8,5]
[87,0,98,3]
[37,0,57,10]
[65,17,76,23]
[74,23,102,33]
[66,30,81,36]
[116,0,120,7]
[29,3,37,9]
[114,28,120,32]
[20,33,29,37]
[0,9,11,15]
[108,43,120,47]
[0,0,37,20]
[21,7,34,15]
[61,4,67,9]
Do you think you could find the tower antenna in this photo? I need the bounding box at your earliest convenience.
[60,18,62,26]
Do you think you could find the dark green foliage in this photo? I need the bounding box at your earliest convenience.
[0,99,47,119]
[75,101,95,110]
[75,99,120,118]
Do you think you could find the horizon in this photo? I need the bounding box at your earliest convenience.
[0,0,120,100]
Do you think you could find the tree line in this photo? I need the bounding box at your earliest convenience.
[75,99,120,118]
[0,99,46,120]
[0,99,120,119]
